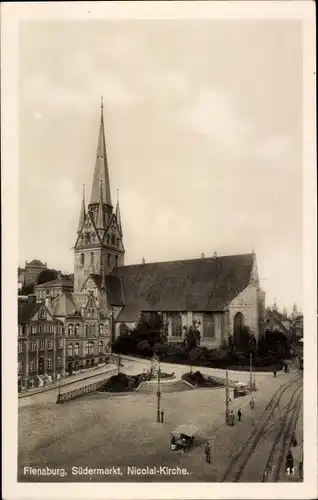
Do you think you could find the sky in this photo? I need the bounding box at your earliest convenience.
[18,19,303,313]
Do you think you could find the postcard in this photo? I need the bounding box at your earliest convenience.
[1,1,317,499]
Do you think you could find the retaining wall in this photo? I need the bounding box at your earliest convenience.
[56,369,117,403]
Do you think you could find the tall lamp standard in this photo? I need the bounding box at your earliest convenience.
[156,362,161,423]
[57,373,61,402]
[249,352,253,392]
[225,368,229,425]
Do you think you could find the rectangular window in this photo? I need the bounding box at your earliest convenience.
[203,313,215,338]
[47,357,52,369]
[31,325,37,334]
[18,361,23,374]
[29,359,35,372]
[56,356,62,367]
[39,325,45,333]
[18,326,23,336]
[39,308,46,320]
[39,340,45,351]
[18,342,23,353]
[47,340,53,350]
[29,341,36,352]
[171,313,182,337]
[48,325,54,334]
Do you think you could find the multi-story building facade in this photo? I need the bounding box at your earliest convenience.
[19,259,48,287]
[18,296,65,390]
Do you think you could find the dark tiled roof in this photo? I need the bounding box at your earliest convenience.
[27,259,46,266]
[111,253,254,321]
[34,278,74,289]
[18,300,40,324]
[87,274,125,306]
[265,310,290,334]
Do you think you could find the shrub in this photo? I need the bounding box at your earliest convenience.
[208,349,229,362]
[112,335,135,354]
[137,340,151,351]
[101,373,130,392]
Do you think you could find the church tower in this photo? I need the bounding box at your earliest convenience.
[73,98,125,292]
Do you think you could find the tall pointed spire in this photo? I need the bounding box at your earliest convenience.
[77,184,86,233]
[116,189,123,236]
[96,181,105,229]
[89,97,112,207]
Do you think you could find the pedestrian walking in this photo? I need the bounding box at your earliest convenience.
[249,398,255,410]
[286,450,294,475]
[237,408,242,422]
[273,369,277,378]
[160,410,164,423]
[205,442,211,464]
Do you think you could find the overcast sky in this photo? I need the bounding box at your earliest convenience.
[18,20,303,313]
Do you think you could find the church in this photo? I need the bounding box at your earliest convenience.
[45,100,265,373]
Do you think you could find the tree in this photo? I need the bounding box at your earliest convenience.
[132,312,163,346]
[37,269,58,285]
[185,320,201,350]
[18,284,34,296]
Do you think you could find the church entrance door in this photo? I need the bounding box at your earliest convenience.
[67,362,73,376]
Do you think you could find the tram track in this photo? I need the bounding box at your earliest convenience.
[220,373,302,482]
[262,384,302,481]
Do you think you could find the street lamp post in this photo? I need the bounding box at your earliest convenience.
[156,364,161,423]
[249,352,253,392]
[225,369,229,425]
[57,373,61,402]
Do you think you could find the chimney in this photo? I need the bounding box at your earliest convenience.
[213,251,217,258]
[141,257,145,265]
[201,253,205,259]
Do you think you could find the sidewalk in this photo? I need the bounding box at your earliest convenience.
[18,363,116,398]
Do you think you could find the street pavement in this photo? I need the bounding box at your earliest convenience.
[18,355,302,482]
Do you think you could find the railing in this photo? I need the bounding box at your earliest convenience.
[56,368,117,404]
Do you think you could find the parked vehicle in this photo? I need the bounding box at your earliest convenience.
[170,424,199,452]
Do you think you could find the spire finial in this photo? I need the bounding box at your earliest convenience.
[117,189,119,205]
[82,184,85,201]
[101,96,104,109]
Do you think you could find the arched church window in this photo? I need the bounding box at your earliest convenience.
[111,234,115,246]
[68,324,73,336]
[98,340,104,353]
[92,325,96,335]
[68,344,73,357]
[233,312,244,345]
[107,234,110,245]
[116,238,120,248]
[85,325,89,336]
[75,324,80,336]
[80,253,85,266]
[90,252,94,264]
[74,343,80,356]
[99,324,104,335]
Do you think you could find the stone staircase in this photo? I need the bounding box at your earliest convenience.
[137,380,193,394]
